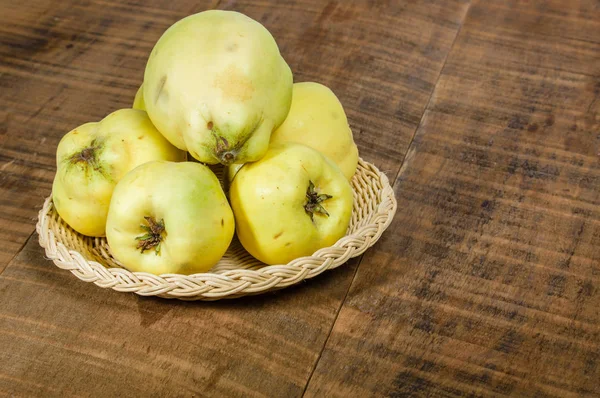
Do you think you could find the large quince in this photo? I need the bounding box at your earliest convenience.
[143,10,293,165]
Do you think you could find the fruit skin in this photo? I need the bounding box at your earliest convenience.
[144,10,293,165]
[133,84,146,111]
[106,161,235,275]
[270,82,359,180]
[52,109,186,237]
[229,142,353,265]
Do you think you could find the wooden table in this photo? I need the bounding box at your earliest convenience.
[1,0,599,396]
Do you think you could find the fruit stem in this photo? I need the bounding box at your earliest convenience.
[304,180,333,222]
[135,216,165,255]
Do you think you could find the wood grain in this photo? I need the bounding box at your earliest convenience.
[305,1,600,397]
[0,0,469,396]
[0,239,361,397]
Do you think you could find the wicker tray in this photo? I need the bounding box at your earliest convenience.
[36,158,397,300]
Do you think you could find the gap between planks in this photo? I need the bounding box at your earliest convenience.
[0,230,35,277]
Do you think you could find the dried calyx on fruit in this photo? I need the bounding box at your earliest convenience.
[135,216,165,254]
[304,181,332,222]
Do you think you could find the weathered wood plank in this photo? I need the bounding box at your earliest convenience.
[305,0,600,396]
[0,240,361,397]
[0,0,469,395]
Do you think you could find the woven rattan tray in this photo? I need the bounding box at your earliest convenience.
[36,158,396,300]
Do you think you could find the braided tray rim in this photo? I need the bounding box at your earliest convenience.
[36,158,397,300]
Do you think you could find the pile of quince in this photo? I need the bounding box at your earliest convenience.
[52,10,359,275]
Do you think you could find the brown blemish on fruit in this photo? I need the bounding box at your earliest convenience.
[207,121,214,130]
[214,66,254,101]
[274,231,284,239]
[155,75,167,104]
[221,218,224,227]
